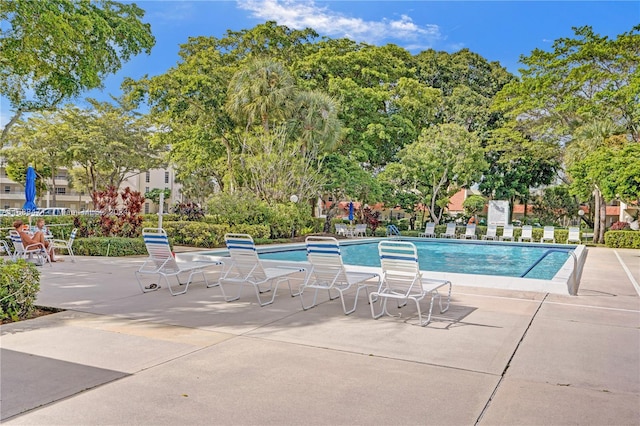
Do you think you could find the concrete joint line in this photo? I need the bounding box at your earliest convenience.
[614,250,640,297]
[474,293,549,425]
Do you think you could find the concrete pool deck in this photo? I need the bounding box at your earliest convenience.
[1,246,638,424]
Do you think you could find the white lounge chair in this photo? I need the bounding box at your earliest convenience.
[136,228,223,295]
[483,224,498,240]
[459,223,477,240]
[9,230,51,266]
[335,223,352,237]
[299,236,380,314]
[439,223,457,238]
[369,240,451,326]
[220,233,306,306]
[51,228,77,262]
[540,226,556,244]
[499,224,515,241]
[519,225,534,242]
[566,227,581,244]
[419,223,436,238]
[352,224,367,237]
[0,239,11,257]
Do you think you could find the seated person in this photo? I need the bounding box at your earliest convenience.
[13,220,60,262]
[32,218,51,237]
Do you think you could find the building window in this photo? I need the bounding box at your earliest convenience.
[145,186,149,194]
[164,171,169,184]
[4,186,9,193]
[145,171,150,183]
[55,187,66,195]
[144,203,150,214]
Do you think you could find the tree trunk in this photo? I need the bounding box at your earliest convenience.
[598,191,606,244]
[593,189,600,244]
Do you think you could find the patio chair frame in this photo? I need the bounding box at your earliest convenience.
[370,241,452,326]
[221,233,306,306]
[299,236,380,315]
[136,228,223,296]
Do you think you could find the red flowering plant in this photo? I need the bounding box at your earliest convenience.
[610,221,630,231]
[91,186,145,237]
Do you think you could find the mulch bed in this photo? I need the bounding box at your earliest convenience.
[1,306,63,325]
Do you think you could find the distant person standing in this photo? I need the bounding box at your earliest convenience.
[468,216,476,225]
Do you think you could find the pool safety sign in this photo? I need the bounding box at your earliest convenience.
[488,200,510,226]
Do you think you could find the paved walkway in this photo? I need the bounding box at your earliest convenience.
[1,246,639,424]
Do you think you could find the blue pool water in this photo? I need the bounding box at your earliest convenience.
[258,239,573,280]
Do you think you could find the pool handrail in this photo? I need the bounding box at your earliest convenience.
[520,248,588,295]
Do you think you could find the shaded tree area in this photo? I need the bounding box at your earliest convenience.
[0,0,155,144]
[4,8,636,236]
[493,25,639,242]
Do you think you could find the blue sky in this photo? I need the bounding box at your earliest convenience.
[2,0,639,125]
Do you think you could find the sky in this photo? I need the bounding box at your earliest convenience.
[1,0,639,125]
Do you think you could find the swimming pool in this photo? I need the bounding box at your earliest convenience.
[191,237,587,295]
[258,239,572,280]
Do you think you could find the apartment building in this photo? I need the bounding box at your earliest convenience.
[121,168,183,214]
[0,157,181,213]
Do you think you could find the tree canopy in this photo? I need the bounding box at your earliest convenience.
[0,0,155,143]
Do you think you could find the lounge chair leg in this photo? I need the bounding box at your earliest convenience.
[300,287,320,311]
[369,292,385,319]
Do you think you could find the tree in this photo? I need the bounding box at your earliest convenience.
[319,153,381,232]
[0,0,155,143]
[480,121,560,219]
[492,25,639,242]
[1,110,74,205]
[123,36,238,193]
[463,195,486,220]
[533,185,580,227]
[144,188,171,205]
[62,100,163,195]
[226,58,295,133]
[396,123,487,224]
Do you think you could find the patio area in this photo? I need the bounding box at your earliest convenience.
[1,246,639,424]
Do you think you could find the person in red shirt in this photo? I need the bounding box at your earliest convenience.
[12,220,61,262]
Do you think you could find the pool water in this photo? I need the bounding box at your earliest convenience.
[258,239,573,280]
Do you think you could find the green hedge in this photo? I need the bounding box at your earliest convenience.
[605,231,640,249]
[0,259,40,322]
[73,237,148,256]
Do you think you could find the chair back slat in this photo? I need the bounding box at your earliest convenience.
[378,241,422,297]
[503,224,514,238]
[142,228,179,271]
[543,226,554,239]
[465,224,476,236]
[224,233,267,281]
[486,224,497,237]
[521,225,533,238]
[305,236,348,285]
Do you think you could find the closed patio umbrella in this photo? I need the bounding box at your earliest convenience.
[23,166,37,212]
[348,201,354,222]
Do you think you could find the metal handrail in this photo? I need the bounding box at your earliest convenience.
[520,248,586,295]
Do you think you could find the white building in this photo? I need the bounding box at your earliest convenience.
[0,157,181,214]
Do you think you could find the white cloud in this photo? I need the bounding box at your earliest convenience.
[237,0,441,47]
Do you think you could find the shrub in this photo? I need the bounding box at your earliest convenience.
[0,259,40,322]
[605,230,640,249]
[73,237,148,256]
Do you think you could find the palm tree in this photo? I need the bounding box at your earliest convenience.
[291,90,342,158]
[225,58,295,133]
